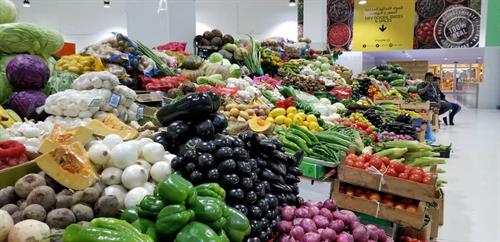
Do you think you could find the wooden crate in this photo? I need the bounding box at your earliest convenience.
[374,98,403,105]
[332,180,427,229]
[398,222,431,241]
[0,161,40,188]
[337,161,438,202]
[401,102,430,110]
[417,123,426,142]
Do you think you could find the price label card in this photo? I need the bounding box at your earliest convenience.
[136,106,145,120]
[88,98,102,108]
[109,93,121,108]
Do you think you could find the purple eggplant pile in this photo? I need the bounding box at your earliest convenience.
[154,92,304,242]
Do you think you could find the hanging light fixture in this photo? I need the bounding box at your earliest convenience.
[359,0,367,5]
[289,0,296,7]
[158,0,168,13]
[22,0,30,8]
[104,0,111,8]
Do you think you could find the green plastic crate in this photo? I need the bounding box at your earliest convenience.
[355,212,398,238]
[299,160,325,179]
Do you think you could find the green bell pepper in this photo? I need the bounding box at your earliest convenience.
[63,224,150,242]
[138,195,166,219]
[157,174,194,204]
[89,217,145,239]
[132,219,158,242]
[192,196,224,223]
[174,222,228,242]
[223,207,251,242]
[195,183,226,201]
[206,216,227,231]
[155,204,195,236]
[121,207,140,223]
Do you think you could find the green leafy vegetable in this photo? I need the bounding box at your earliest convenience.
[0,0,17,24]
[0,23,64,57]
[43,71,79,95]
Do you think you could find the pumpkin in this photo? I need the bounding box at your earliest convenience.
[39,124,93,153]
[35,142,98,190]
[86,114,138,140]
[248,117,272,133]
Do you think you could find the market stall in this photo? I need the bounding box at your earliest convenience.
[0,1,451,241]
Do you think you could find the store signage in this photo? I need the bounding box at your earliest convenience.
[434,7,481,48]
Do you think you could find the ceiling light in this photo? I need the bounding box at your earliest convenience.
[289,0,296,7]
[477,56,482,59]
[104,0,110,8]
[412,59,416,61]
[444,57,448,60]
[22,0,30,8]
[359,0,367,5]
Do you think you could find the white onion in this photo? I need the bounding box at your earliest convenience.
[143,182,156,194]
[102,134,123,149]
[88,143,111,165]
[121,164,148,189]
[124,187,149,208]
[141,142,165,164]
[100,167,123,185]
[103,185,127,207]
[110,142,139,169]
[150,161,172,183]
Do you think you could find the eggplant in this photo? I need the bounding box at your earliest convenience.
[166,120,190,140]
[197,153,214,167]
[248,205,262,219]
[170,156,184,170]
[265,226,274,238]
[264,194,278,209]
[269,138,283,150]
[228,136,245,147]
[297,196,305,205]
[222,174,240,187]
[246,237,261,242]
[291,183,299,194]
[195,141,216,153]
[207,168,220,180]
[256,199,269,212]
[259,217,269,227]
[266,161,287,177]
[285,194,297,204]
[276,194,286,204]
[185,162,197,173]
[265,210,275,220]
[270,150,288,164]
[209,112,228,133]
[270,219,277,229]
[227,188,245,201]
[239,130,254,142]
[184,137,203,149]
[258,231,267,242]
[218,159,236,173]
[214,136,232,148]
[245,191,258,204]
[255,157,267,167]
[253,183,266,197]
[156,92,221,126]
[285,174,300,184]
[293,150,305,164]
[190,170,204,184]
[240,177,254,190]
[250,172,258,182]
[233,147,249,160]
[237,162,252,175]
[287,166,303,176]
[194,119,215,140]
[247,158,258,170]
[258,140,276,154]
[259,168,284,184]
[234,204,248,216]
[260,181,270,192]
[182,149,198,162]
[215,147,233,160]
[271,183,292,193]
[250,220,262,233]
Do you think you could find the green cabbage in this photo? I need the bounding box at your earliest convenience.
[43,71,79,95]
[0,23,64,57]
[0,0,17,24]
[0,55,15,104]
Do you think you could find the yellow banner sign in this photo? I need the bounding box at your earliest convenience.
[352,0,415,51]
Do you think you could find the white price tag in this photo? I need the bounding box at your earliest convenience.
[109,93,121,108]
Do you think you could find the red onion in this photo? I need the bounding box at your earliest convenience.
[365,224,379,241]
[377,228,388,242]
[320,208,333,220]
[277,220,293,234]
[333,211,350,225]
[340,210,358,223]
[303,232,321,242]
[321,228,337,241]
[294,207,310,218]
[313,215,329,228]
[308,206,320,217]
[290,226,305,241]
[322,199,337,211]
[337,231,354,242]
[352,225,369,242]
[299,218,317,233]
[281,206,296,221]
[329,219,345,233]
[293,218,304,226]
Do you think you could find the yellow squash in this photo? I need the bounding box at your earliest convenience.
[39,124,94,154]
[86,114,138,140]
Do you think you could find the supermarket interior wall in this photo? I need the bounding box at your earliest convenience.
[195,0,298,42]
[13,0,128,51]
[303,0,327,49]
[478,47,500,109]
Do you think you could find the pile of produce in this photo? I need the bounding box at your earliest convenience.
[195,29,235,50]
[276,199,388,242]
[367,64,406,84]
[0,140,29,171]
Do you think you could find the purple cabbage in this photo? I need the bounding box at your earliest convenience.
[6,54,49,90]
[8,90,47,120]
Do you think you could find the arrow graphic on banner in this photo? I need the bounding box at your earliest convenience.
[379,25,387,32]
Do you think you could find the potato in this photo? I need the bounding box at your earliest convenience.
[57,189,73,196]
[71,204,94,222]
[0,210,14,241]
[237,104,248,110]
[80,188,100,205]
[14,174,46,198]
[23,204,46,222]
[1,204,19,215]
[93,195,120,217]
[26,186,56,211]
[225,103,237,111]
[246,109,255,116]
[18,201,27,211]
[55,194,73,209]
[11,211,22,224]
[229,108,240,117]
[46,208,75,229]
[239,111,250,120]
[77,221,90,227]
[8,219,50,242]
[0,187,16,207]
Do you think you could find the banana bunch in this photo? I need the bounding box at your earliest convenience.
[0,105,22,128]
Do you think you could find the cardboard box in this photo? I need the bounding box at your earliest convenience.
[338,161,438,202]
[332,180,426,229]
[300,160,326,179]
[0,161,40,188]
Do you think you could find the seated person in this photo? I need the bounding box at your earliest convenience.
[434,77,461,125]
[417,72,451,116]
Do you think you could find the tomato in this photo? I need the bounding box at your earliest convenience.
[381,199,394,207]
[390,162,406,174]
[380,157,390,166]
[395,203,406,210]
[358,194,369,200]
[410,167,424,175]
[369,157,383,169]
[398,172,409,179]
[358,123,368,130]
[345,159,355,167]
[369,193,381,202]
[354,189,364,196]
[345,190,354,196]
[365,128,373,135]
[346,154,358,161]
[406,205,418,213]
[422,176,431,184]
[385,168,398,177]
[361,154,373,162]
[409,173,423,183]
[363,162,372,169]
[354,161,366,169]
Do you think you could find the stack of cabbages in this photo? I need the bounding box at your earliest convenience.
[153,92,303,242]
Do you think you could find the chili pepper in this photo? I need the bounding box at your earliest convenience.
[132,218,158,242]
[194,183,226,201]
[155,204,195,236]
[222,206,251,242]
[156,174,194,204]
[138,195,165,219]
[175,222,229,242]
[191,196,224,223]
[280,136,301,152]
[0,140,26,158]
[284,133,311,154]
[63,224,147,242]
[89,217,147,240]
[121,207,140,223]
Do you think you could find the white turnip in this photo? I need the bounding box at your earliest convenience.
[8,219,50,242]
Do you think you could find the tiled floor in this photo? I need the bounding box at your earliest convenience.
[299,109,500,241]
